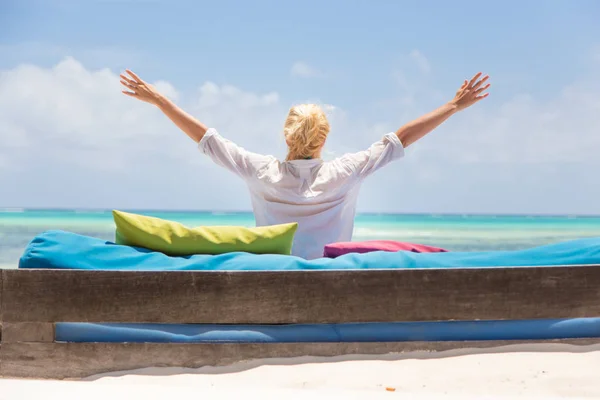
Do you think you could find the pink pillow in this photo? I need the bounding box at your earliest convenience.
[323,240,448,258]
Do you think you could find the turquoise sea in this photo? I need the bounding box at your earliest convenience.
[3,209,600,268]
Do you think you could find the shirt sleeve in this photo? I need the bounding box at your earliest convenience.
[198,128,275,179]
[339,132,405,179]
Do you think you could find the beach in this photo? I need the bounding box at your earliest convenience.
[2,344,600,399]
[2,209,600,398]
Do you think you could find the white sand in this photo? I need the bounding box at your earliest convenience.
[1,344,600,400]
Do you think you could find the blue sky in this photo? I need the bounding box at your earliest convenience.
[1,0,600,213]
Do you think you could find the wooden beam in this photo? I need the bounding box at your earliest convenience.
[3,266,600,323]
[2,323,55,343]
[1,339,599,379]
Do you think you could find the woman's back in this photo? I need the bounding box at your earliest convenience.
[199,128,405,259]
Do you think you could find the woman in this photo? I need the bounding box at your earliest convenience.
[120,70,490,259]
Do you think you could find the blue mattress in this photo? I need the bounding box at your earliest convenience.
[55,318,600,343]
[21,230,600,344]
[19,230,600,271]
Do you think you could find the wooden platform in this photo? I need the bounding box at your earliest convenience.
[1,266,600,379]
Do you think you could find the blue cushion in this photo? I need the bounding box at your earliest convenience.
[56,318,600,343]
[19,230,600,271]
[21,230,600,343]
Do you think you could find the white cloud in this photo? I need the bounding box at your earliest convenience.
[386,48,600,166]
[0,58,172,169]
[391,69,408,88]
[0,58,285,170]
[290,62,322,78]
[392,50,431,87]
[417,77,600,165]
[391,50,434,104]
[1,56,600,213]
[0,57,293,209]
[409,50,431,74]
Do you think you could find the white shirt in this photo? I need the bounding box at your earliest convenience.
[198,128,405,259]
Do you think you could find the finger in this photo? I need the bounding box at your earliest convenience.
[120,80,137,91]
[122,90,138,97]
[471,75,489,90]
[120,74,136,85]
[475,93,490,100]
[126,69,144,83]
[475,83,491,93]
[468,72,483,88]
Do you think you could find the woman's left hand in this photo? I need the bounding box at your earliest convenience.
[450,72,491,111]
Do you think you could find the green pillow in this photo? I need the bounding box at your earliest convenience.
[112,210,298,256]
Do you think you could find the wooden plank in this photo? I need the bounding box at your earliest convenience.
[2,338,599,379]
[2,323,55,343]
[4,266,600,323]
[3,266,600,324]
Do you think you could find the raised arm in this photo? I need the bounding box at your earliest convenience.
[396,72,490,148]
[120,70,208,143]
[120,69,275,180]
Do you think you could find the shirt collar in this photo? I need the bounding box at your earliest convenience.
[286,158,323,167]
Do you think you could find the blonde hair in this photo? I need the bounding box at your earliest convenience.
[283,104,330,161]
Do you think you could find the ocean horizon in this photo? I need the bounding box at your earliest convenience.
[3,208,600,268]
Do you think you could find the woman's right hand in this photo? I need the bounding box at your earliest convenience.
[120,69,164,105]
[120,69,209,143]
